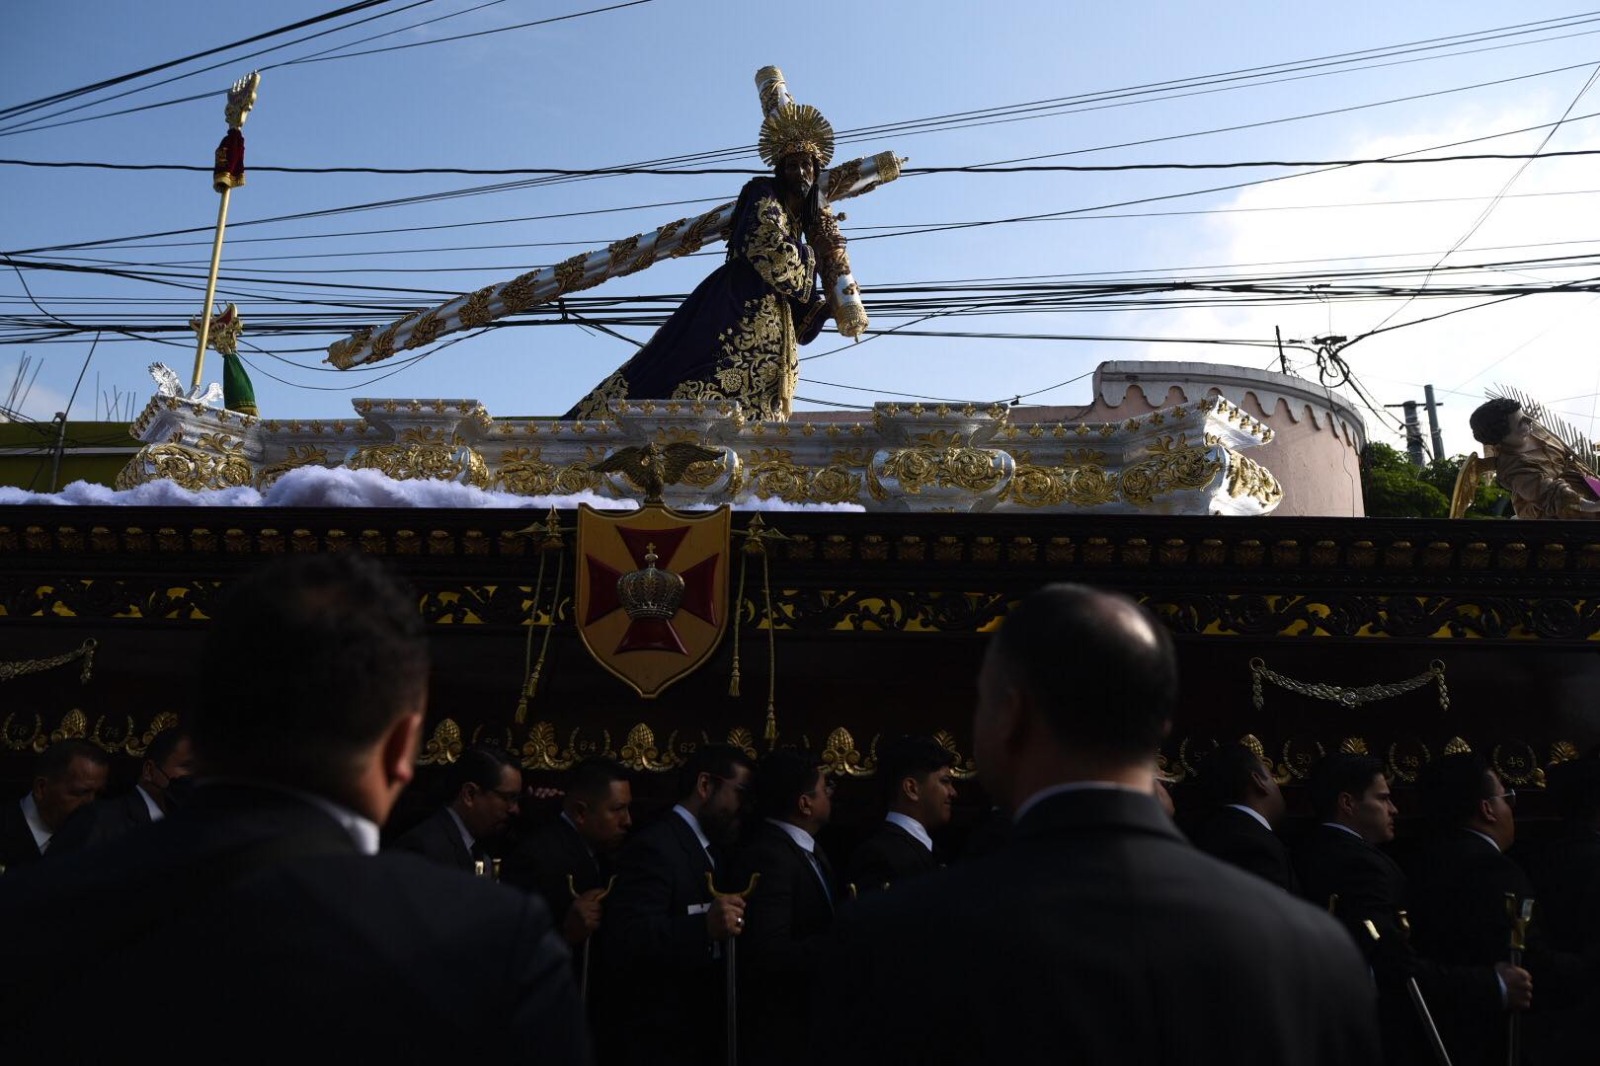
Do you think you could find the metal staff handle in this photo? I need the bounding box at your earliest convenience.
[1504,895,1534,1066]
[707,871,761,1066]
[1373,915,1454,1066]
[567,873,617,1007]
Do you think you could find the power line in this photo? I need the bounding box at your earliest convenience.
[0,1,657,138]
[0,0,404,123]
[15,146,1600,177]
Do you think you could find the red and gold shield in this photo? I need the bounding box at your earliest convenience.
[575,502,732,698]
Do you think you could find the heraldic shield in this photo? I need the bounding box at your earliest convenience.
[575,502,732,698]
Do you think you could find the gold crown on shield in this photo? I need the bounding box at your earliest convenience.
[758,103,835,168]
[618,546,684,621]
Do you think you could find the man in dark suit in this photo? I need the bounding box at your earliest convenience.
[0,739,109,870]
[1518,755,1600,1061]
[1189,739,1297,891]
[391,745,522,873]
[0,552,586,1062]
[503,756,633,946]
[823,583,1379,1065]
[600,743,752,1066]
[1295,753,1516,1066]
[845,734,954,895]
[731,749,837,1066]
[1404,754,1561,1066]
[49,727,193,854]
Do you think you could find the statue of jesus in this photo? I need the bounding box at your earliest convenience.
[564,105,837,422]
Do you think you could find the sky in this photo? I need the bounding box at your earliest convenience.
[6,0,1600,461]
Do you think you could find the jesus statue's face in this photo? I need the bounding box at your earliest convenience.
[780,153,816,198]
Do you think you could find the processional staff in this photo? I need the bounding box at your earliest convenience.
[189,72,260,414]
[1505,894,1533,1066]
[326,66,905,371]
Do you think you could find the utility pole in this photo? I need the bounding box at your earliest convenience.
[1423,384,1445,461]
[1385,402,1427,467]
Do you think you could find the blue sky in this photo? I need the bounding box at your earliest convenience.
[6,1,1600,459]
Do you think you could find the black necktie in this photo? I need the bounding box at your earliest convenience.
[809,847,835,905]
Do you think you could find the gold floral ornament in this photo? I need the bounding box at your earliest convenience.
[418,718,463,765]
[758,103,835,167]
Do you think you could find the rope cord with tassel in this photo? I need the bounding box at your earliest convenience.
[514,510,567,724]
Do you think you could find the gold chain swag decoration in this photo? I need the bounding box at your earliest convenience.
[514,509,567,724]
[729,515,786,747]
[1250,658,1449,714]
[0,638,97,684]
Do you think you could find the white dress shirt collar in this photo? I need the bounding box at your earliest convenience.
[194,779,381,855]
[673,804,716,866]
[884,811,934,853]
[767,817,818,853]
[1321,821,1365,840]
[19,794,50,853]
[135,784,165,822]
[1226,803,1273,832]
[1465,827,1503,854]
[445,806,476,855]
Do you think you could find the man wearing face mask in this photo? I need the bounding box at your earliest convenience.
[50,728,193,854]
[565,124,833,423]
[1,740,110,869]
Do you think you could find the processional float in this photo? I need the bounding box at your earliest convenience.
[325,67,903,370]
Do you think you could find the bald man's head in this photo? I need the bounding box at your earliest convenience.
[986,583,1177,760]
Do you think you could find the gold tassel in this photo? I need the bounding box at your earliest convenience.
[529,546,565,707]
[514,508,565,724]
[762,542,778,749]
[514,546,549,724]
[729,526,751,698]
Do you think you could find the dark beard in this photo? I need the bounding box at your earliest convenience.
[775,171,818,228]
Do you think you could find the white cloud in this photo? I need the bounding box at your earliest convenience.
[1132,98,1600,458]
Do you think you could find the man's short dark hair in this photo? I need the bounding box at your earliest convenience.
[990,583,1177,758]
[36,739,110,780]
[877,735,955,804]
[1469,398,1521,446]
[567,757,629,805]
[1307,753,1385,821]
[194,552,429,799]
[753,748,825,821]
[144,727,188,770]
[677,744,755,802]
[451,746,516,796]
[1418,753,1496,826]
[1194,742,1266,807]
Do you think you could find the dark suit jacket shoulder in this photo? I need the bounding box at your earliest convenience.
[845,820,936,894]
[389,806,473,871]
[0,797,42,870]
[1191,806,1298,892]
[731,821,833,977]
[47,788,150,855]
[825,789,1378,1066]
[599,809,718,1065]
[502,816,602,923]
[0,785,586,1062]
[729,821,834,1066]
[1293,823,1405,927]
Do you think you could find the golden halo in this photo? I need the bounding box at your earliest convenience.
[758,103,835,168]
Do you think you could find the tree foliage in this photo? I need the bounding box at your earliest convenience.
[1360,444,1508,518]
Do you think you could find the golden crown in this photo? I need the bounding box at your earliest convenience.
[617,546,684,622]
[758,103,835,168]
